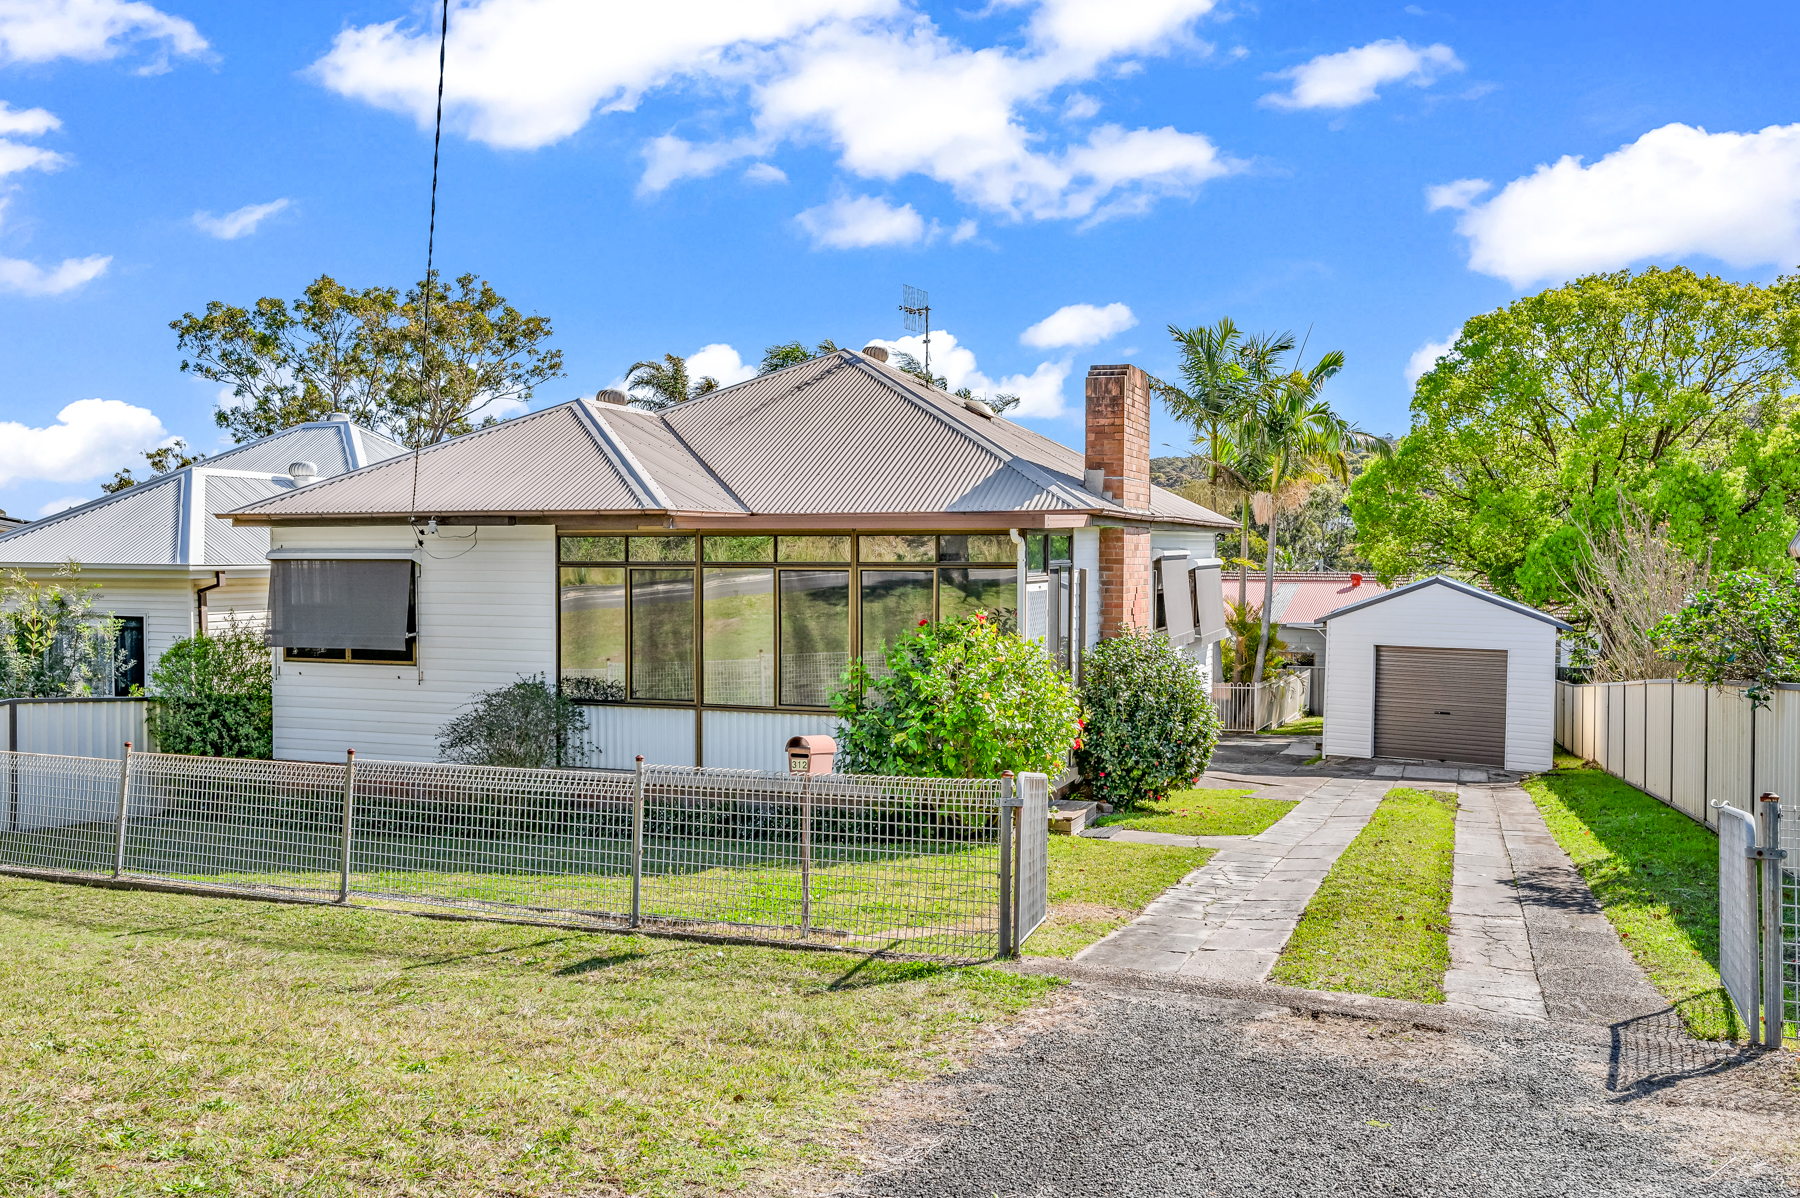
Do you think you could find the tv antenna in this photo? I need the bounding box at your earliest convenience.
[899,284,931,380]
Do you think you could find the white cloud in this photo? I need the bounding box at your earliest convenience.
[1404,332,1456,386]
[36,494,86,516]
[0,101,64,180]
[1424,177,1489,212]
[312,0,1237,226]
[795,193,925,249]
[743,161,787,183]
[1020,301,1136,348]
[1431,122,1800,287]
[0,101,59,136]
[0,106,105,292]
[686,342,758,387]
[192,198,290,240]
[865,329,1071,418]
[1261,38,1461,110]
[0,250,109,294]
[0,0,208,70]
[950,218,978,243]
[0,397,168,487]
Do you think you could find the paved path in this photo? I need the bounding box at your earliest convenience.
[1073,776,1386,979]
[1445,783,1548,1019]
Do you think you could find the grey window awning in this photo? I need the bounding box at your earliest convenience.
[268,558,413,650]
[1155,552,1197,647]
[1192,562,1226,644]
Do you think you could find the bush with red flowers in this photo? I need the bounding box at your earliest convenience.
[1075,628,1220,809]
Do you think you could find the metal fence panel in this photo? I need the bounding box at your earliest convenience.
[2,698,152,758]
[0,750,1020,961]
[1718,804,1760,1032]
[1643,681,1673,803]
[1622,682,1647,790]
[1014,772,1049,949]
[1670,684,1708,822]
[1707,689,1753,826]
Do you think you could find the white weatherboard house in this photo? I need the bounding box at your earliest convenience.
[0,415,407,690]
[1318,576,1573,773]
[221,349,1235,771]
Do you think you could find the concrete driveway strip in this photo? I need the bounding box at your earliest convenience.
[1445,783,1548,1020]
[1074,776,1388,980]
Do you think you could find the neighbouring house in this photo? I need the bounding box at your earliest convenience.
[1319,575,1573,772]
[220,348,1236,771]
[0,510,26,535]
[1221,569,1391,666]
[0,414,408,692]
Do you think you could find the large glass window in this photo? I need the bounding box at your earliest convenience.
[703,535,773,562]
[559,566,625,700]
[780,570,850,706]
[630,569,694,700]
[858,534,935,563]
[629,536,695,562]
[937,533,1015,563]
[860,569,933,669]
[778,535,851,562]
[939,568,1017,623]
[702,568,774,706]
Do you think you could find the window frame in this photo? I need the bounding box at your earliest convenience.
[278,562,417,665]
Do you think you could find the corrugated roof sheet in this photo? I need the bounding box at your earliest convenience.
[0,419,392,568]
[225,351,1238,528]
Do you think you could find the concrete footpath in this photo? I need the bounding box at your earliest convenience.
[1445,783,1547,1019]
[1074,776,1387,979]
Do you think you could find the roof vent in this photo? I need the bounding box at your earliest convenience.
[595,388,631,405]
[288,461,318,486]
[1350,572,1363,588]
[963,396,995,419]
[861,345,889,362]
[326,411,351,422]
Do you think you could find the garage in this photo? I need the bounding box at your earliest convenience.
[1318,576,1572,773]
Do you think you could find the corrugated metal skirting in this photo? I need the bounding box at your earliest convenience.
[2,699,151,758]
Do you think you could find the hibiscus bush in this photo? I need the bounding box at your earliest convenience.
[831,613,1080,779]
[1076,628,1221,809]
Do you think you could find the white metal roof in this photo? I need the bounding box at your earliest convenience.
[1317,575,1575,631]
[0,418,409,569]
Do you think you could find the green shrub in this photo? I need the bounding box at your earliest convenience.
[831,613,1080,779]
[438,674,590,768]
[1076,628,1221,809]
[1652,568,1800,704]
[148,617,272,758]
[0,563,125,698]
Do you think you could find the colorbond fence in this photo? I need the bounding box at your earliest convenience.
[0,749,1050,962]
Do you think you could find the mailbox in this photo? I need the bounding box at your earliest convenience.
[786,735,836,775]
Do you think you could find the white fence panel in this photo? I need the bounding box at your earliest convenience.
[2,698,152,758]
[1644,681,1673,802]
[1671,684,1708,823]
[1717,804,1760,1032]
[1706,689,1753,827]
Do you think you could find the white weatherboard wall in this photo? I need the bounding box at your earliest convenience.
[1322,583,1558,773]
[1072,526,1102,650]
[271,524,556,763]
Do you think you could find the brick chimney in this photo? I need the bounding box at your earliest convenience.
[1085,364,1154,635]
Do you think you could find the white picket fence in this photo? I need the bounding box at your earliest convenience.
[1212,673,1307,733]
[1554,680,1800,829]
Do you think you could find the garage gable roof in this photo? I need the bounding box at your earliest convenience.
[1317,575,1574,631]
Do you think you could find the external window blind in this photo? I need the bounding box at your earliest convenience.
[269,558,413,650]
[1192,562,1226,644]
[1156,553,1197,647]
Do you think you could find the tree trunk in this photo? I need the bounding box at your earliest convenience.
[1252,500,1278,686]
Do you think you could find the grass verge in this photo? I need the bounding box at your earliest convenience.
[1269,787,1458,1002]
[0,879,1055,1197]
[1524,757,1738,1041]
[1258,715,1323,737]
[1094,787,1294,837]
[1023,837,1213,959]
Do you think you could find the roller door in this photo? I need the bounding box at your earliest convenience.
[1374,646,1507,766]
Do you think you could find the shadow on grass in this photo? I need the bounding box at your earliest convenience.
[410,934,582,970]
[1606,994,1756,1097]
[826,952,951,991]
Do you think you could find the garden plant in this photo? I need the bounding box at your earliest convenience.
[439,673,590,768]
[1075,628,1221,809]
[147,616,274,758]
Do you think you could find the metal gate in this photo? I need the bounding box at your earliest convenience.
[1011,772,1049,950]
[1717,804,1760,1032]
[1374,645,1507,765]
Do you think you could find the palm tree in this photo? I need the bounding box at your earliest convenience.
[625,353,719,410]
[757,339,842,374]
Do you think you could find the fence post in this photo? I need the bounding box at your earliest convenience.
[998,771,1016,958]
[799,774,813,936]
[630,756,644,929]
[338,750,356,904]
[1761,792,1784,1046]
[112,741,133,879]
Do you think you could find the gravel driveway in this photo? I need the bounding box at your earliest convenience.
[844,975,1797,1198]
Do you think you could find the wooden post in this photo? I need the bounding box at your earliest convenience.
[112,742,133,879]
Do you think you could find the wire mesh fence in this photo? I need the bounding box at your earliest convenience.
[0,749,1038,961]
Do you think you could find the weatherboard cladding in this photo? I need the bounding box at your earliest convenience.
[224,350,1237,526]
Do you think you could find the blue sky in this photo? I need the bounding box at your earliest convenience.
[3,0,1799,521]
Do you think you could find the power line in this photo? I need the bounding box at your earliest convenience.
[410,0,451,528]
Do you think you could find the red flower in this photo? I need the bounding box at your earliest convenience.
[975,612,986,622]
[1073,739,1082,750]
[918,618,928,626]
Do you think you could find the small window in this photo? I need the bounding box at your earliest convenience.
[937,534,1014,563]
[702,535,773,562]
[270,558,415,663]
[628,536,694,563]
[284,644,418,664]
[560,536,625,562]
[858,534,935,563]
[777,535,850,562]
[1049,533,1073,563]
[1026,536,1047,572]
[779,570,850,705]
[112,616,145,695]
[938,567,1016,623]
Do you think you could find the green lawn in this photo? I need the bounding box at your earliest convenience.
[1022,837,1213,958]
[1094,787,1295,837]
[1524,756,1740,1041]
[0,879,1054,1198]
[1269,787,1458,1002]
[1258,715,1323,737]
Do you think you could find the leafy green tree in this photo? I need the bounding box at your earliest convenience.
[1075,628,1221,809]
[1351,267,1800,604]
[831,614,1079,779]
[101,439,207,493]
[146,616,272,758]
[1652,569,1800,705]
[758,339,841,373]
[626,353,719,410]
[172,271,563,448]
[1217,598,1288,684]
[0,564,125,698]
